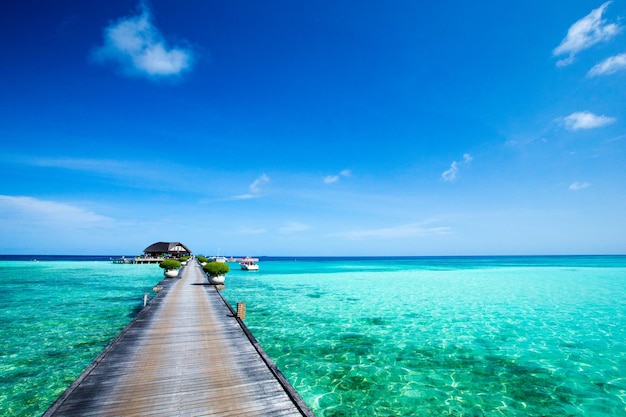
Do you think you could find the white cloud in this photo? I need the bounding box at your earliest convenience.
[29,157,154,180]
[560,111,616,130]
[93,1,195,79]
[0,195,113,227]
[569,182,591,190]
[504,134,547,148]
[231,174,270,200]
[441,153,473,183]
[441,161,459,182]
[588,52,626,76]
[235,227,267,235]
[279,221,311,234]
[230,194,256,201]
[21,156,214,193]
[250,174,270,193]
[323,169,352,184]
[332,223,451,240]
[553,1,620,67]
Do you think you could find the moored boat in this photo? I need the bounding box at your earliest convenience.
[240,257,259,271]
[209,256,228,263]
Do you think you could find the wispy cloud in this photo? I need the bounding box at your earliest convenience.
[332,222,451,240]
[441,153,473,183]
[230,174,270,200]
[18,156,208,192]
[569,182,591,191]
[235,226,268,235]
[279,221,311,234]
[30,157,137,176]
[504,134,547,148]
[250,174,270,193]
[559,111,616,130]
[441,162,459,183]
[588,52,626,76]
[93,1,195,79]
[553,1,620,67]
[323,169,352,184]
[605,134,626,144]
[0,195,113,227]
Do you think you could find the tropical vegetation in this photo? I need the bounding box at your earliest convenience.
[203,262,230,277]
[159,259,182,270]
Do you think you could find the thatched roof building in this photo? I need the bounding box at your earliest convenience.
[143,242,192,258]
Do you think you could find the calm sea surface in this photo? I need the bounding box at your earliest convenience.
[1,256,625,416]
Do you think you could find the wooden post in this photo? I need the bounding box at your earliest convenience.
[236,302,246,320]
[143,293,149,307]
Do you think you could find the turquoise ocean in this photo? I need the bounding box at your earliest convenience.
[1,256,625,417]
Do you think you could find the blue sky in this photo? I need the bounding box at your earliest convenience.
[1,1,625,256]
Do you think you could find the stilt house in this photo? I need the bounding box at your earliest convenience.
[143,242,192,258]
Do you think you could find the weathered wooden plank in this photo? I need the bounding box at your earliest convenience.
[43,260,315,417]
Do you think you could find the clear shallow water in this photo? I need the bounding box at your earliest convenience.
[0,256,625,417]
[0,260,161,417]
[222,256,626,417]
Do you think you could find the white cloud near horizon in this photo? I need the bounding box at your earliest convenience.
[569,182,591,190]
[93,1,195,79]
[553,1,620,67]
[230,174,270,200]
[588,52,626,76]
[235,226,268,235]
[279,221,311,234]
[331,222,451,240]
[323,169,352,184]
[442,153,473,183]
[560,111,616,130]
[0,195,114,227]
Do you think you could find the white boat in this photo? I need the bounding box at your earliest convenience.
[240,257,259,271]
[209,256,228,263]
[209,249,227,263]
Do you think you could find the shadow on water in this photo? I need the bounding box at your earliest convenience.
[394,343,576,411]
[128,302,144,318]
[362,317,387,326]
[306,291,325,299]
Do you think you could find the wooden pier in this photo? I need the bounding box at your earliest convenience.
[111,257,164,264]
[43,260,314,417]
[111,257,259,264]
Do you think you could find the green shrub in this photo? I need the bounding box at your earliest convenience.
[203,262,230,276]
[196,256,208,263]
[178,256,191,262]
[159,259,182,270]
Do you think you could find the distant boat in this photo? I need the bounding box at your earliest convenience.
[240,257,259,271]
[209,256,228,263]
[209,248,227,263]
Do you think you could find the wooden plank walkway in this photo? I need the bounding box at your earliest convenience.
[43,260,315,417]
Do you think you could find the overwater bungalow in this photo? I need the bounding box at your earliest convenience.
[111,242,193,264]
[143,242,192,258]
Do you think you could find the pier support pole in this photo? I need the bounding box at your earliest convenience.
[143,293,149,307]
[236,302,246,320]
